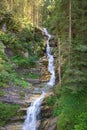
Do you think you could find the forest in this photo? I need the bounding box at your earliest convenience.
[0,0,87,130]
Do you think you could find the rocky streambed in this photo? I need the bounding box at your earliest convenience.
[0,28,58,130]
[0,56,57,130]
[0,86,57,130]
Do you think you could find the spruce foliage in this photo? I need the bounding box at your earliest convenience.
[43,0,87,129]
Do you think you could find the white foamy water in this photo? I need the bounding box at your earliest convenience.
[23,28,55,130]
[43,28,55,87]
[23,92,45,130]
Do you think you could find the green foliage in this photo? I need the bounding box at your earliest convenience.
[46,95,57,106]
[13,78,30,88]
[24,73,40,79]
[0,58,31,88]
[44,0,87,130]
[74,112,87,130]
[0,10,21,32]
[0,8,44,89]
[46,95,60,117]
[0,70,30,88]
[0,91,4,96]
[0,25,44,57]
[57,90,87,130]
[0,102,19,126]
[11,55,38,68]
[0,70,10,83]
[53,105,61,117]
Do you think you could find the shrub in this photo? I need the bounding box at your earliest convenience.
[57,91,87,130]
[74,112,87,130]
[11,55,38,68]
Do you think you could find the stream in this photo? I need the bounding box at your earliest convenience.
[23,28,55,130]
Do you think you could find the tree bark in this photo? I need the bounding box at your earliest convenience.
[69,0,72,68]
[58,38,61,87]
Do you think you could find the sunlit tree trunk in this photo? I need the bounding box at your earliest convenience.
[32,2,35,25]
[36,3,39,27]
[10,0,13,10]
[4,0,45,26]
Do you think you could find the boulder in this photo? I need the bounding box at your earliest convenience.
[39,117,58,130]
[4,123,23,130]
[39,56,48,65]
[26,78,40,84]
[49,40,57,47]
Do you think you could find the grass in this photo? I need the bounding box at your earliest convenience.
[0,102,20,126]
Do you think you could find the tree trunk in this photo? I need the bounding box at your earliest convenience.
[58,38,61,87]
[69,0,72,68]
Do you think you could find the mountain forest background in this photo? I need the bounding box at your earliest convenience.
[0,0,87,130]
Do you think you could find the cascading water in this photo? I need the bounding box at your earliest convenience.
[23,28,55,130]
[23,92,45,130]
[43,28,55,87]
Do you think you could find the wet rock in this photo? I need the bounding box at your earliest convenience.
[39,56,48,65]
[36,120,41,129]
[49,35,55,41]
[26,78,40,84]
[0,127,5,130]
[4,123,23,130]
[33,88,44,94]
[0,98,26,106]
[39,55,51,83]
[49,40,57,47]
[40,117,58,130]
[0,28,58,130]
[41,75,50,82]
[29,67,41,74]
[11,116,24,122]
[47,117,58,130]
[40,97,53,119]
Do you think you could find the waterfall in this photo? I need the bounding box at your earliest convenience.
[43,28,55,87]
[23,92,45,130]
[23,28,55,130]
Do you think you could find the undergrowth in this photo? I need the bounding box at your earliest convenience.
[0,102,20,126]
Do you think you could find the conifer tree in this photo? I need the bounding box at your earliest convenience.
[43,0,87,129]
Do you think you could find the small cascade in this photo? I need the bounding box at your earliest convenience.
[23,92,45,130]
[23,28,55,130]
[43,28,55,87]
